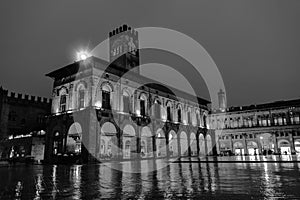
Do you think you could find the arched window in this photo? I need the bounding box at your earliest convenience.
[122,90,130,113]
[59,87,68,112]
[60,95,67,112]
[177,104,182,123]
[139,93,147,116]
[78,89,85,109]
[102,84,112,110]
[153,98,161,119]
[187,108,191,124]
[166,101,172,121]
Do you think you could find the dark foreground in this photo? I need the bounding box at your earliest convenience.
[1,155,300,200]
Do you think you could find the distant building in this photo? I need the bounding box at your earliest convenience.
[0,87,51,161]
[44,25,213,163]
[210,94,300,156]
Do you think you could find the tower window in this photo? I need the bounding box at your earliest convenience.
[79,90,85,109]
[60,95,67,112]
[102,91,111,110]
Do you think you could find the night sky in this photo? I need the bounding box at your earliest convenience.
[0,1,299,107]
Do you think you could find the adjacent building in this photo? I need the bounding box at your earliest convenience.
[210,90,300,155]
[0,87,51,160]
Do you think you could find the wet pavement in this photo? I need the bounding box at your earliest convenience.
[1,155,300,199]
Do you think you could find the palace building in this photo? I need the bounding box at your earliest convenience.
[0,87,51,160]
[44,25,214,163]
[210,90,300,156]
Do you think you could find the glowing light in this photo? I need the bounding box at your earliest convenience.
[95,101,102,109]
[77,51,90,61]
[136,109,141,116]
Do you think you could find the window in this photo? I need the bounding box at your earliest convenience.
[140,100,145,116]
[187,112,191,124]
[8,111,17,121]
[177,109,182,123]
[60,95,67,112]
[203,115,207,127]
[274,117,278,125]
[196,114,200,126]
[78,90,85,109]
[167,106,172,121]
[278,117,283,125]
[102,91,111,109]
[37,115,44,124]
[154,100,161,119]
[295,115,300,124]
[123,96,130,113]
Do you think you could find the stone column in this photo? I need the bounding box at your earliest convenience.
[272,132,278,154]
[243,134,248,155]
[289,132,296,154]
[230,134,234,154]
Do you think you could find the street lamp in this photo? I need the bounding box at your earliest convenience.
[77,51,90,61]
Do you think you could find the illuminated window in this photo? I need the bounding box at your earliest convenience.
[60,95,67,112]
[78,90,85,109]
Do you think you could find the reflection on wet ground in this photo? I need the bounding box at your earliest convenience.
[0,156,300,199]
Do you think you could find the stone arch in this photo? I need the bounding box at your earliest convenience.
[168,130,178,157]
[198,133,206,156]
[247,141,258,155]
[51,125,63,155]
[122,124,136,159]
[295,139,300,154]
[58,86,69,95]
[259,133,274,153]
[100,81,114,92]
[233,141,244,155]
[74,80,88,92]
[155,128,167,157]
[180,131,188,156]
[190,132,197,156]
[141,126,153,158]
[121,88,132,113]
[66,122,82,154]
[99,122,118,159]
[206,134,213,155]
[278,139,291,155]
